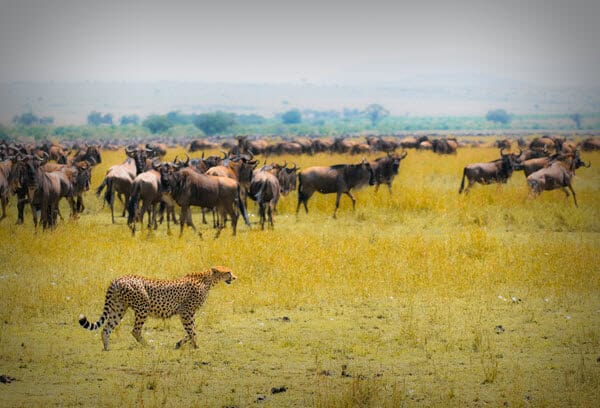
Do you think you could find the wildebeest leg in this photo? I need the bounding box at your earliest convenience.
[180,206,197,237]
[566,184,578,207]
[17,195,27,224]
[268,202,274,228]
[346,191,357,210]
[333,192,343,219]
[259,202,266,230]
[76,194,84,213]
[464,179,475,194]
[121,194,129,219]
[67,197,78,219]
[374,183,380,193]
[0,196,6,221]
[297,189,311,214]
[387,183,393,195]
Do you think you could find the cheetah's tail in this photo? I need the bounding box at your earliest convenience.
[78,313,106,330]
[78,286,114,330]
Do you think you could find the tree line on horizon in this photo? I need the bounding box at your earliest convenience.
[2,106,597,142]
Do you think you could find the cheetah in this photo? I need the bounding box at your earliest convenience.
[79,266,236,350]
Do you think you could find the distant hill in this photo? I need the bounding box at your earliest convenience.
[1,80,599,125]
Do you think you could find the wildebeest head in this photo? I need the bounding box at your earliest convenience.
[125,146,149,175]
[389,150,408,173]
[500,147,523,172]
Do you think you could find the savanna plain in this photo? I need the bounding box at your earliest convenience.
[1,146,599,407]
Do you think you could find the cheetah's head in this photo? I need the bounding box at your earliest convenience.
[211,266,237,285]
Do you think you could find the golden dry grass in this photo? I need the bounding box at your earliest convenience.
[0,147,599,407]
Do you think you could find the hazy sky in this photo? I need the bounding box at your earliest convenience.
[0,0,599,86]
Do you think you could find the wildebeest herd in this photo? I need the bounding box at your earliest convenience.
[0,134,595,234]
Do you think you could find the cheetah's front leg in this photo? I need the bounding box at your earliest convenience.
[175,314,197,349]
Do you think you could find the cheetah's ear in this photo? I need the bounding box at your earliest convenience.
[211,266,231,274]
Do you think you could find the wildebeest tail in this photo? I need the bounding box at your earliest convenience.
[127,182,140,225]
[78,285,115,331]
[459,168,466,194]
[237,184,251,226]
[103,177,114,206]
[96,177,107,198]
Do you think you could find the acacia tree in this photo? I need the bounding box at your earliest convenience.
[485,109,511,125]
[363,104,390,126]
[281,109,302,124]
[570,113,582,129]
[193,112,236,135]
[142,114,173,134]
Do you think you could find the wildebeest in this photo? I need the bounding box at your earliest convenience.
[69,144,102,166]
[580,137,600,152]
[160,167,250,238]
[276,162,299,196]
[458,148,522,194]
[370,150,408,194]
[296,159,375,218]
[14,155,64,230]
[432,138,458,154]
[526,153,590,207]
[96,147,150,223]
[400,135,429,149]
[127,164,163,236]
[0,158,14,221]
[44,160,93,217]
[189,139,220,152]
[529,136,562,152]
[248,167,281,229]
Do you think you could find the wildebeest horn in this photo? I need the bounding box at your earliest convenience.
[184,154,190,166]
[291,162,297,171]
[221,150,228,159]
[247,149,254,159]
[400,150,408,159]
[500,147,507,157]
[201,151,205,159]
[585,161,591,168]
[172,155,178,165]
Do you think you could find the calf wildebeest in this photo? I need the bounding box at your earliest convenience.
[458,148,522,194]
[370,150,408,194]
[96,147,150,223]
[296,159,375,218]
[248,167,281,229]
[160,167,250,238]
[526,153,590,207]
